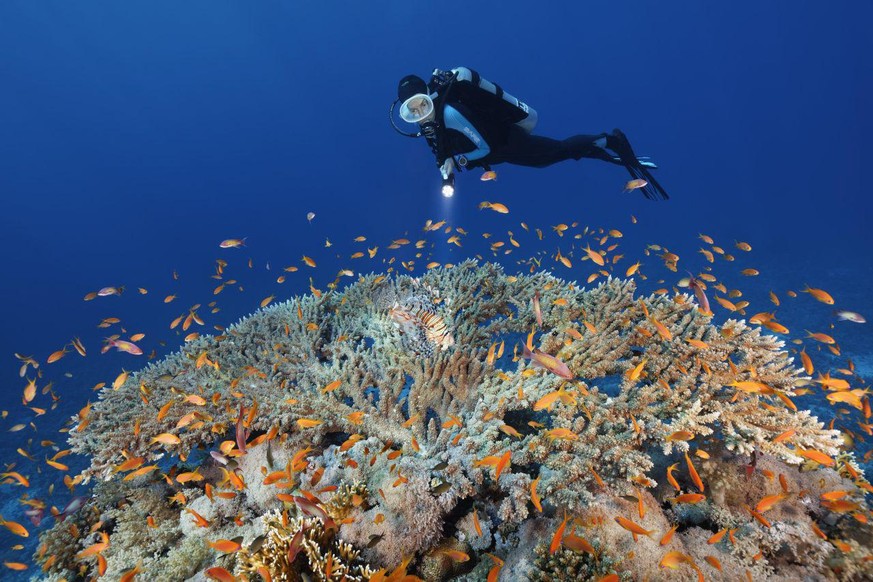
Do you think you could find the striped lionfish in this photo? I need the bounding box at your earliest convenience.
[388,296,454,355]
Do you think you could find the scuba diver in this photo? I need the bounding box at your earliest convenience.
[391,67,669,200]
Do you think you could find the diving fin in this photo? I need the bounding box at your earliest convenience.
[613,156,657,169]
[608,129,669,200]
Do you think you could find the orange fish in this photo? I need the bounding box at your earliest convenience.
[649,317,673,341]
[704,555,722,571]
[76,532,110,557]
[659,550,695,571]
[796,448,835,467]
[659,524,678,545]
[485,554,504,582]
[798,348,814,375]
[666,463,681,492]
[207,539,242,553]
[821,499,860,513]
[185,508,212,528]
[583,245,605,266]
[755,493,787,513]
[472,510,483,536]
[479,201,509,213]
[564,533,595,554]
[626,359,647,382]
[614,516,655,541]
[544,428,578,441]
[744,505,771,527]
[672,493,706,504]
[805,331,836,344]
[219,238,246,249]
[685,452,704,492]
[728,381,773,394]
[119,561,143,582]
[550,516,569,554]
[495,450,512,479]
[0,518,29,538]
[321,380,342,394]
[802,286,834,304]
[820,490,851,501]
[623,178,648,193]
[205,567,236,582]
[531,476,543,512]
[150,433,181,445]
[438,549,469,562]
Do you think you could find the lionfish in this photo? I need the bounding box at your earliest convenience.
[388,297,454,355]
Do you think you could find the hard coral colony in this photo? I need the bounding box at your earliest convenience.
[8,215,869,582]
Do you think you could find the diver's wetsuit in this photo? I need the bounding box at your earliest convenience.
[425,67,668,199]
[484,126,619,168]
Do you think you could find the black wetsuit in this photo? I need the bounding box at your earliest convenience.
[484,127,620,168]
[424,67,668,199]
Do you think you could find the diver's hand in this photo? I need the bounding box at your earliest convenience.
[440,158,455,180]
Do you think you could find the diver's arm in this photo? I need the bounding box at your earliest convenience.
[443,104,491,165]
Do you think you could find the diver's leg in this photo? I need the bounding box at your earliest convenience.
[492,127,613,168]
[489,128,575,168]
[566,134,626,165]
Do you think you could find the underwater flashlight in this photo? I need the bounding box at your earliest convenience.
[441,172,455,197]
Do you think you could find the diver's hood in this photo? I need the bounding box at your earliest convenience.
[399,93,434,124]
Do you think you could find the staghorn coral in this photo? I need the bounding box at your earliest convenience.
[49,262,868,580]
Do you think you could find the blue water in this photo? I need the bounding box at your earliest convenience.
[1,1,871,576]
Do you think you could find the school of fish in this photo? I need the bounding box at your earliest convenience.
[1,201,870,581]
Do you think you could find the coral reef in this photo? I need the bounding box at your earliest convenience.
[34,262,870,580]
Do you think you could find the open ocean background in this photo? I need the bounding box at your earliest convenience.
[0,1,871,576]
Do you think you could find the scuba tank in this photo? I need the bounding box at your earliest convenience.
[447,67,538,134]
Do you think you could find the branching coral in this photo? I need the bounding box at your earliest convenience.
[45,262,867,580]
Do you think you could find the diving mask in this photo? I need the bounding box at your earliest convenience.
[399,93,434,124]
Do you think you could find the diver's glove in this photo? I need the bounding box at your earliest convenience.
[440,157,455,180]
[440,158,456,197]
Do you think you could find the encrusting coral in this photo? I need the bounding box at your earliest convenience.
[34,261,870,580]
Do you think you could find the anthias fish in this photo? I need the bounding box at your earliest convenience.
[522,343,573,379]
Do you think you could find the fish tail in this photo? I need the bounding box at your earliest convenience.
[522,342,533,360]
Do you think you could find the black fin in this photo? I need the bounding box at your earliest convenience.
[611,129,670,200]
